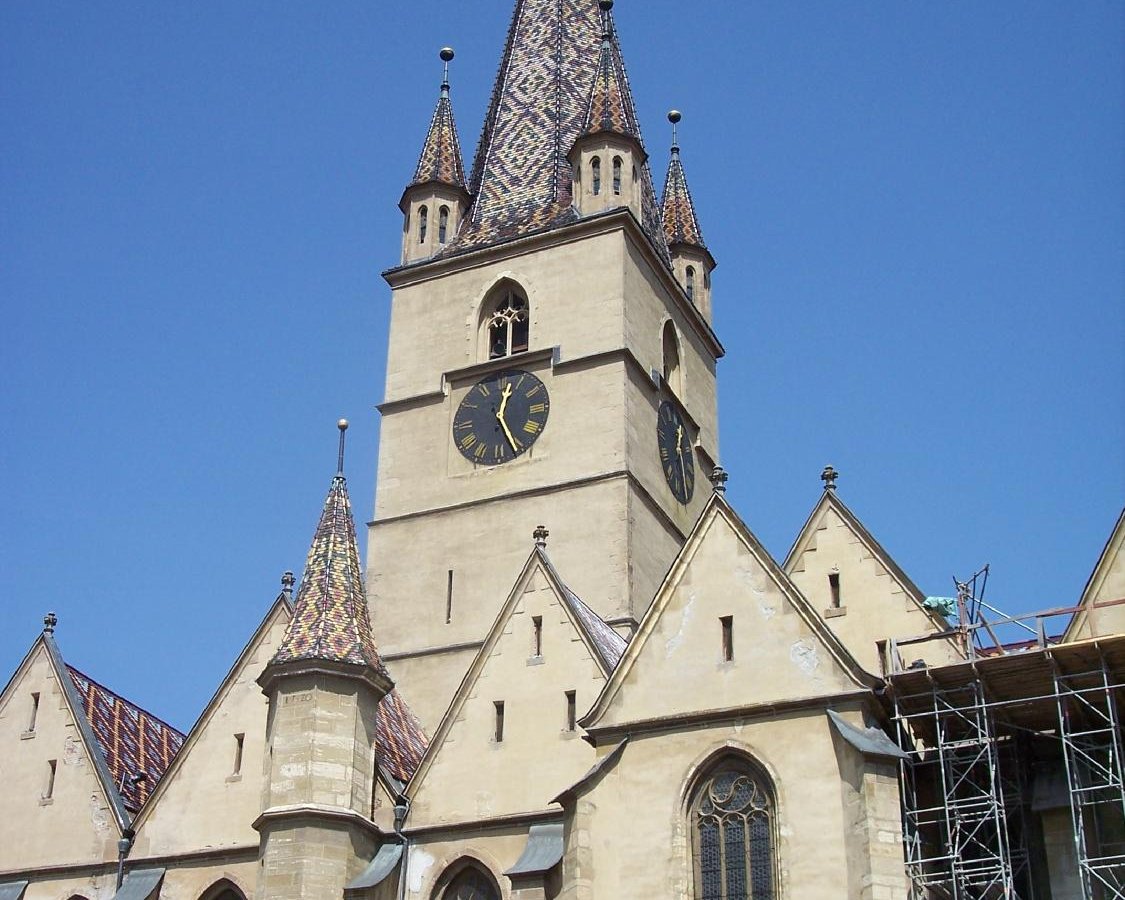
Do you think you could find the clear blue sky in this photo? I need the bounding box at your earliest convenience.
[2,2,1122,731]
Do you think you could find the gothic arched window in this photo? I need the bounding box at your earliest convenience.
[418,205,428,243]
[439,206,450,244]
[198,880,249,900]
[441,866,500,900]
[484,284,530,360]
[591,156,602,196]
[690,758,777,900]
[612,156,623,195]
[686,266,696,302]
[662,320,682,395]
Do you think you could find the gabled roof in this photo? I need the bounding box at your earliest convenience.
[405,545,621,797]
[782,488,952,636]
[661,145,706,250]
[450,0,667,261]
[409,85,466,192]
[270,473,386,673]
[583,493,879,732]
[67,665,185,813]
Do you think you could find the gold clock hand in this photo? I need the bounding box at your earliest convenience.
[497,383,520,452]
[676,424,688,490]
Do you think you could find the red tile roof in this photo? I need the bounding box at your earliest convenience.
[376,688,428,784]
[67,666,185,812]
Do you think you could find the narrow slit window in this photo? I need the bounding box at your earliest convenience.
[446,569,454,624]
[532,616,543,657]
[43,759,57,799]
[591,157,602,195]
[28,692,40,732]
[686,266,696,301]
[494,701,505,743]
[438,206,449,243]
[565,690,577,732]
[721,615,734,662]
[612,157,622,194]
[829,572,842,608]
[233,733,245,776]
[418,205,428,243]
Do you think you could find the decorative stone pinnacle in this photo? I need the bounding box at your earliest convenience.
[281,571,296,597]
[821,465,839,491]
[43,611,57,634]
[533,525,549,548]
[709,466,729,495]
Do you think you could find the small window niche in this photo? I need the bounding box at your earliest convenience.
[41,759,57,804]
[418,205,428,243]
[493,701,505,744]
[438,206,449,244]
[227,733,245,782]
[591,156,602,196]
[612,156,623,195]
[826,570,846,618]
[565,690,577,732]
[23,691,40,739]
[532,616,543,658]
[720,616,734,662]
[445,569,454,624]
[482,282,530,361]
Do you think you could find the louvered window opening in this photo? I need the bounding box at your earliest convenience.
[487,291,529,359]
[694,768,775,900]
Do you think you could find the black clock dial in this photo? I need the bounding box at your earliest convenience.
[452,369,550,465]
[657,400,695,504]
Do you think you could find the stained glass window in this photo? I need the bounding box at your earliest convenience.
[442,867,500,900]
[692,761,776,900]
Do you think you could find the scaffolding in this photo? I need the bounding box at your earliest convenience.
[885,589,1125,899]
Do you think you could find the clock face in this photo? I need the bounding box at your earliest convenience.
[657,400,694,504]
[452,369,550,465]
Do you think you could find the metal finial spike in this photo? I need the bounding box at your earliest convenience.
[533,525,549,548]
[821,465,839,491]
[440,47,454,94]
[667,110,682,154]
[336,419,349,477]
[709,466,729,495]
[43,611,58,634]
[599,0,613,41]
[281,571,296,597]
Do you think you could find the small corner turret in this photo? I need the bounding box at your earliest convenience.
[567,0,648,222]
[399,48,469,265]
[661,111,716,322]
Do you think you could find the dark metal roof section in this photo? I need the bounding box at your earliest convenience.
[505,823,565,876]
[826,709,909,760]
[0,881,29,900]
[536,547,627,671]
[450,0,667,261]
[345,842,403,891]
[112,868,164,900]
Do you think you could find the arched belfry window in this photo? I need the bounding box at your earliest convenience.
[612,156,623,195]
[440,866,500,900]
[662,320,682,395]
[591,156,602,195]
[418,205,428,243]
[690,757,777,899]
[686,266,696,302]
[439,206,450,244]
[484,284,530,360]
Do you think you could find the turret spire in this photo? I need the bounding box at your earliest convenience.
[661,111,706,250]
[409,48,466,191]
[580,0,640,142]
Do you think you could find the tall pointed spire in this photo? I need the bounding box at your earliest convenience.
[661,111,706,250]
[581,2,640,142]
[269,420,386,674]
[409,47,466,192]
[453,0,665,258]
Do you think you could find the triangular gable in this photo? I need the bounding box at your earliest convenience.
[1065,507,1125,642]
[405,548,615,822]
[583,495,877,733]
[0,632,127,872]
[130,595,292,852]
[783,490,960,670]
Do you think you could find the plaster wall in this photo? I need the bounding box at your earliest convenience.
[402,832,526,900]
[0,645,118,873]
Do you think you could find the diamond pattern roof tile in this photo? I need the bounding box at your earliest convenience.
[67,667,185,813]
[411,90,466,190]
[376,688,429,784]
[581,28,640,141]
[661,149,706,249]
[271,475,386,674]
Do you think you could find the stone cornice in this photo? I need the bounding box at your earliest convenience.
[253,803,384,840]
[403,807,562,839]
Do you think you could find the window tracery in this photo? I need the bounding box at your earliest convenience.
[691,759,777,900]
[485,287,530,360]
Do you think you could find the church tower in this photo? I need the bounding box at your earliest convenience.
[367,0,723,730]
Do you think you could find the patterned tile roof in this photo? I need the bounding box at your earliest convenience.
[376,688,429,784]
[410,87,466,190]
[271,474,386,673]
[661,147,706,249]
[447,0,667,262]
[67,666,185,813]
[581,27,639,141]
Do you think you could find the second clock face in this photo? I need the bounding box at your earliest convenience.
[452,369,550,465]
[657,400,695,504]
